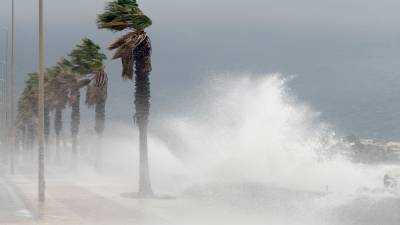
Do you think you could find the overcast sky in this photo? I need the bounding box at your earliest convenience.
[2,0,400,139]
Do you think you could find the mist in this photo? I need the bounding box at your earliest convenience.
[2,0,400,224]
[3,74,399,225]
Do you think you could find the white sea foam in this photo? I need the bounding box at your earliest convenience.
[96,74,386,195]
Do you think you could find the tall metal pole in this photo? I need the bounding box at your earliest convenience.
[9,0,15,174]
[0,27,9,164]
[38,0,45,203]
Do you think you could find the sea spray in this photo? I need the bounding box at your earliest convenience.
[28,73,399,225]
[94,73,384,195]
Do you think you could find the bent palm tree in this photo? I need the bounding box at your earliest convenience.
[67,39,107,159]
[85,70,108,168]
[46,64,71,162]
[98,0,153,195]
[17,73,40,157]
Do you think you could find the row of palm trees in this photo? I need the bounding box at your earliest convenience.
[16,38,108,164]
[17,0,155,197]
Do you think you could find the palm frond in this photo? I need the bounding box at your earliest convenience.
[109,32,137,50]
[85,70,108,107]
[121,50,134,80]
[68,38,107,75]
[97,0,152,32]
[111,31,146,59]
[98,22,129,31]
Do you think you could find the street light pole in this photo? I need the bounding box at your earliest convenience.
[0,27,9,162]
[9,0,15,174]
[38,0,45,203]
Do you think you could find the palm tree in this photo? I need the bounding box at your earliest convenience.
[43,72,55,150]
[17,40,106,164]
[18,66,73,162]
[98,0,154,196]
[16,73,40,159]
[67,38,107,159]
[69,82,80,159]
[29,70,56,159]
[16,98,31,155]
[46,64,71,162]
[85,70,108,168]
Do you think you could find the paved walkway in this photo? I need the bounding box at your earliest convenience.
[4,170,400,225]
[0,177,33,224]
[3,172,166,225]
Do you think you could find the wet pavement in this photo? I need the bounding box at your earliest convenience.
[2,169,400,225]
[0,177,33,223]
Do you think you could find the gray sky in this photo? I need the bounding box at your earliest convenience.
[2,0,400,139]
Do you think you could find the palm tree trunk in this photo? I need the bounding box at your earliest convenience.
[27,122,35,161]
[94,100,105,169]
[44,107,50,146]
[44,107,50,164]
[23,124,30,160]
[21,125,26,153]
[15,126,23,161]
[54,107,62,162]
[71,89,80,161]
[95,100,105,135]
[134,36,152,195]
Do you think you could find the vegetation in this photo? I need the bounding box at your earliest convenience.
[67,38,107,158]
[46,64,70,161]
[97,0,152,32]
[85,70,108,168]
[16,38,107,163]
[69,38,107,75]
[16,0,157,197]
[16,73,40,153]
[98,0,154,195]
